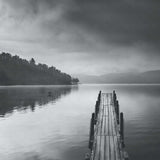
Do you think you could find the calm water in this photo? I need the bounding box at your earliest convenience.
[0,84,160,160]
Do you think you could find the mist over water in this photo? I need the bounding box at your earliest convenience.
[0,84,160,160]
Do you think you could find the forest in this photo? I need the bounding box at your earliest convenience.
[0,52,79,85]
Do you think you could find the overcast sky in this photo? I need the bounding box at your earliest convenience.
[0,0,160,75]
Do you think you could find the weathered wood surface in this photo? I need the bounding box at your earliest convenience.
[88,91,129,160]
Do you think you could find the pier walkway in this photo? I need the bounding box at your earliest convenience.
[86,91,129,160]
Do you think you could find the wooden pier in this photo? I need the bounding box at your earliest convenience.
[86,91,129,160]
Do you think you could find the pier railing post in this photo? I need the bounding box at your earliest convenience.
[113,91,120,124]
[120,112,125,148]
[94,91,101,124]
[95,101,99,124]
[113,90,117,106]
[115,100,120,124]
[98,90,101,103]
[89,113,95,150]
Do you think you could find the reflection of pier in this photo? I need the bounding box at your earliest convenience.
[86,91,129,160]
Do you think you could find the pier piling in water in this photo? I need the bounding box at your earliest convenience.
[89,113,95,150]
[86,90,129,160]
[115,100,119,124]
[120,112,125,148]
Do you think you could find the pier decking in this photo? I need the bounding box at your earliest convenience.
[86,91,129,160]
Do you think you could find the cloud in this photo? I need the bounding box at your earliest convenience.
[67,0,160,45]
[1,0,160,50]
[0,0,160,75]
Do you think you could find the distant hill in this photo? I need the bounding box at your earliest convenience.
[74,71,160,84]
[0,52,79,85]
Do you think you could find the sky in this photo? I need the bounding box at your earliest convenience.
[0,0,160,75]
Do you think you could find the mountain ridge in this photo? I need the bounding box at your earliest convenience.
[73,70,160,84]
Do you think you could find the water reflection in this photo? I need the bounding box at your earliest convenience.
[0,84,160,160]
[0,85,78,117]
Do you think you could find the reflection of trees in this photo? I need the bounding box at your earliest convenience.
[0,86,78,117]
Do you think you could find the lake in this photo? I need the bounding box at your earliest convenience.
[0,84,160,160]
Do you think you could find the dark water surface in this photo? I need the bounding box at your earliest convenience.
[0,84,160,160]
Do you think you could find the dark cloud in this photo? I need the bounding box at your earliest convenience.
[2,0,160,48]
[66,0,160,46]
[0,0,160,74]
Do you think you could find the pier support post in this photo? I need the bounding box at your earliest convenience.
[115,100,119,124]
[89,113,95,150]
[120,112,125,148]
[95,101,99,123]
[113,91,119,125]
[98,90,101,102]
[113,90,117,105]
[95,91,101,124]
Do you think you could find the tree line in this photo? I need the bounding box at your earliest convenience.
[0,52,79,85]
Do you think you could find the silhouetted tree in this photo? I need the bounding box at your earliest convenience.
[30,58,35,65]
[72,78,79,84]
